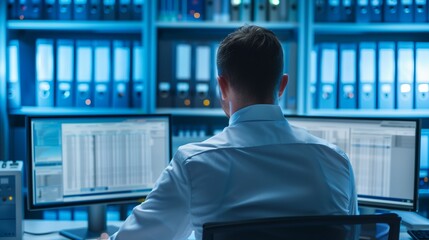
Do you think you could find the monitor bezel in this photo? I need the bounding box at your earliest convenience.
[285,115,421,212]
[26,114,172,210]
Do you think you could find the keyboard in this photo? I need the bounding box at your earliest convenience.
[408,230,429,240]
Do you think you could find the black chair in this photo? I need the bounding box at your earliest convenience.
[202,213,401,240]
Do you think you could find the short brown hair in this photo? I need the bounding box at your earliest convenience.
[217,25,284,101]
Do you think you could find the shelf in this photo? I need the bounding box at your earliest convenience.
[156,21,299,30]
[8,107,147,116]
[306,109,429,118]
[313,23,429,34]
[156,108,226,117]
[156,108,296,117]
[7,20,143,33]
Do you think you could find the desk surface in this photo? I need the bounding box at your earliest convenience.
[24,220,196,240]
[24,219,413,240]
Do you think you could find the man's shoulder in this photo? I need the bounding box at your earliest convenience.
[290,125,350,161]
[174,133,228,163]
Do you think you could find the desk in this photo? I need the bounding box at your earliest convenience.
[23,220,196,240]
[24,219,413,240]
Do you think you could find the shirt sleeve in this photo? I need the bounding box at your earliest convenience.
[348,162,359,215]
[111,155,193,240]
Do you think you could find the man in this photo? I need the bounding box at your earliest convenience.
[111,25,357,240]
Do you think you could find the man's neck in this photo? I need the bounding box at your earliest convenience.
[227,98,277,117]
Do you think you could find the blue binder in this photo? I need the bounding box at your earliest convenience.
[29,0,43,19]
[397,42,414,109]
[268,0,287,22]
[56,39,75,107]
[254,0,267,21]
[399,0,414,22]
[185,0,204,21]
[318,43,338,109]
[93,40,111,108]
[174,43,192,108]
[157,40,174,108]
[102,0,117,20]
[384,0,398,22]
[415,42,429,109]
[44,0,57,19]
[326,0,341,22]
[377,42,396,109]
[132,41,144,108]
[339,43,357,109]
[17,0,29,20]
[310,45,319,109]
[74,0,88,20]
[341,0,355,22]
[369,0,382,22]
[7,0,17,19]
[89,0,101,20]
[314,0,327,22]
[7,40,21,109]
[158,0,168,21]
[205,0,214,21]
[76,40,93,107]
[58,0,72,19]
[241,0,252,21]
[118,0,132,20]
[213,0,230,22]
[356,0,370,22]
[415,0,427,22]
[211,43,221,108]
[193,44,212,108]
[288,0,298,21]
[132,0,143,20]
[113,40,131,108]
[231,0,240,21]
[358,42,376,109]
[35,39,54,107]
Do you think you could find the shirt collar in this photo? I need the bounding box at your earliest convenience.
[229,104,286,126]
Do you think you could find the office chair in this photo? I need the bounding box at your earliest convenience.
[202,213,401,240]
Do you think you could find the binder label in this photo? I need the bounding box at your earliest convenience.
[114,46,130,82]
[196,46,211,82]
[360,49,375,83]
[9,45,18,83]
[36,44,54,81]
[77,47,92,82]
[321,49,337,84]
[95,47,110,83]
[58,46,73,82]
[176,44,192,80]
[341,50,356,84]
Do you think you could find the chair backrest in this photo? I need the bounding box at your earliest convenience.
[202,213,401,240]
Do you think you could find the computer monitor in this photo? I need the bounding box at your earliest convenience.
[420,129,429,189]
[287,116,420,212]
[26,114,171,239]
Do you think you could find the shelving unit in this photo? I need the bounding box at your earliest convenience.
[7,20,144,32]
[8,106,148,116]
[313,23,429,34]
[306,0,429,117]
[151,1,307,116]
[0,3,152,161]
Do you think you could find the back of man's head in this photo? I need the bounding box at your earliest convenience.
[217,25,284,102]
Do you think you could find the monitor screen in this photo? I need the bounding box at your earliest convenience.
[27,114,171,210]
[420,129,429,189]
[287,117,420,211]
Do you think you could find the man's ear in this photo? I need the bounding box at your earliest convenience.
[217,75,229,101]
[278,74,289,98]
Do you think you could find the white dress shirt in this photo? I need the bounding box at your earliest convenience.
[111,104,358,240]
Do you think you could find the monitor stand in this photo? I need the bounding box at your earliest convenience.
[59,204,119,240]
